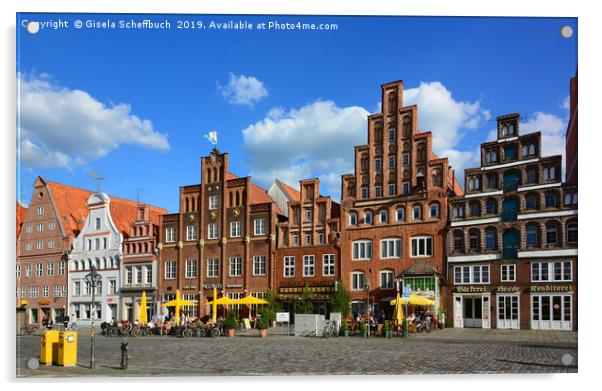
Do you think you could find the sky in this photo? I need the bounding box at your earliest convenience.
[16,13,577,213]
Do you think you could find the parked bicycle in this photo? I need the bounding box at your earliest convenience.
[323,320,337,338]
[18,324,39,336]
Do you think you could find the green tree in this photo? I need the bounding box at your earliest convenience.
[260,289,282,323]
[330,279,351,317]
[297,283,314,314]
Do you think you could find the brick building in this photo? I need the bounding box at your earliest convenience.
[339,80,463,319]
[120,204,164,321]
[157,149,281,319]
[566,73,578,185]
[446,113,578,330]
[273,178,341,316]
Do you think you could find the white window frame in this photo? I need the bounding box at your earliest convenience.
[207,258,219,278]
[411,236,433,257]
[95,218,101,230]
[453,265,490,285]
[379,210,388,223]
[349,213,358,226]
[305,234,312,245]
[230,221,242,238]
[381,238,402,259]
[351,272,366,291]
[58,261,65,275]
[229,256,242,277]
[364,211,373,225]
[380,270,394,290]
[185,259,198,279]
[293,234,300,246]
[403,182,410,194]
[388,184,396,196]
[303,255,315,277]
[429,203,440,218]
[164,261,176,280]
[352,240,373,261]
[361,187,369,199]
[396,208,405,221]
[36,263,43,277]
[37,206,44,215]
[186,225,197,241]
[209,195,218,210]
[207,223,218,240]
[48,221,55,230]
[37,223,44,232]
[47,262,54,276]
[25,225,32,233]
[165,227,176,243]
[254,219,267,236]
[413,206,422,220]
[374,158,382,171]
[109,279,117,295]
[318,233,325,245]
[284,256,295,278]
[73,281,81,296]
[531,261,572,282]
[501,264,516,282]
[323,254,335,276]
[305,209,312,222]
[253,256,267,276]
[403,152,410,167]
[375,186,382,198]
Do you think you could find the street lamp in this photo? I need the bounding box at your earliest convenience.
[85,265,102,369]
[364,280,370,338]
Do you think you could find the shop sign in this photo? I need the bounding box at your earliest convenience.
[203,284,222,290]
[226,284,243,288]
[39,299,50,305]
[497,286,520,293]
[412,290,435,299]
[276,312,290,323]
[279,286,334,294]
[529,285,572,293]
[456,286,487,293]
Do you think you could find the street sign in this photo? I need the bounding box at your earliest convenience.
[403,286,411,299]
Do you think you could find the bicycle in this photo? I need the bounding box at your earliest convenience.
[323,320,337,338]
[18,324,39,336]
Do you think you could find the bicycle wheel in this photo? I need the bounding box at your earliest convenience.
[183,328,193,338]
[210,328,220,338]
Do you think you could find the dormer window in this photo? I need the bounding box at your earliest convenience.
[95,218,101,230]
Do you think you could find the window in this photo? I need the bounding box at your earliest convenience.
[165,227,176,243]
[145,267,152,284]
[526,168,537,183]
[229,256,242,277]
[323,254,335,276]
[429,203,440,218]
[543,166,556,180]
[381,271,394,290]
[95,238,100,250]
[29,286,39,298]
[379,210,388,223]
[209,195,218,210]
[485,199,496,214]
[135,266,143,284]
[403,182,410,194]
[230,221,241,238]
[567,222,577,244]
[109,280,117,295]
[58,261,65,275]
[102,238,107,249]
[485,229,496,250]
[352,271,366,291]
[185,259,198,278]
[36,263,43,277]
[364,211,373,225]
[164,261,176,279]
[487,174,497,189]
[303,255,315,277]
[545,193,557,208]
[396,208,405,222]
[469,202,480,217]
[253,256,267,276]
[564,192,577,206]
[41,286,49,298]
[36,223,44,232]
[526,225,539,246]
[375,158,382,172]
[411,236,433,257]
[84,281,91,296]
[87,239,91,250]
[388,156,395,169]
[36,241,43,250]
[349,213,358,226]
[47,262,54,276]
[207,223,218,239]
[388,128,395,141]
[293,235,300,246]
[388,184,396,196]
[375,186,382,198]
[381,238,402,259]
[95,218,101,230]
[26,264,32,277]
[73,281,81,296]
[318,233,325,244]
[126,267,134,285]
[352,240,372,260]
[361,187,369,199]
[453,265,490,284]
[37,206,44,215]
[532,261,572,282]
[305,234,312,245]
[284,256,295,277]
[25,225,32,233]
[469,231,480,251]
[546,223,558,244]
[16,265,21,278]
[21,286,26,298]
[254,219,267,235]
[403,153,410,167]
[453,232,464,251]
[305,209,312,222]
[412,205,422,220]
[453,205,464,218]
[501,264,516,282]
[207,258,219,278]
[186,225,197,241]
[525,194,537,210]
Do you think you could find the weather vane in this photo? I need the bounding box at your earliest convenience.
[90,171,105,192]
[204,131,218,147]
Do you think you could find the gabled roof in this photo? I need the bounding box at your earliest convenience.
[275,179,301,202]
[400,261,441,276]
[44,178,167,239]
[16,201,27,237]
[224,172,275,205]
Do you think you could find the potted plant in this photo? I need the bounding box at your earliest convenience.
[384,320,391,338]
[359,321,367,338]
[438,311,446,329]
[401,319,408,338]
[223,312,238,337]
[341,321,349,337]
[256,315,269,338]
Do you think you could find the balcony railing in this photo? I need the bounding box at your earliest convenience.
[502,246,518,260]
[501,209,518,222]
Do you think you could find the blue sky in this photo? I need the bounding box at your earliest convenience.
[16,13,577,213]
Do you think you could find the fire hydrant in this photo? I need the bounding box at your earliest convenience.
[120,338,129,369]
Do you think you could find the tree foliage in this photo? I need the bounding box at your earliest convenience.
[330,279,351,316]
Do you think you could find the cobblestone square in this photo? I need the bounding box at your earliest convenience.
[16,328,577,377]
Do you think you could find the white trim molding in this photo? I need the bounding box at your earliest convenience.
[497,136,518,143]
[481,158,539,171]
[464,190,503,199]
[518,209,578,220]
[451,217,501,227]
[518,249,578,258]
[517,182,561,192]
[448,253,501,263]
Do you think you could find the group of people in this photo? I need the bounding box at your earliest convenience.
[40,313,78,330]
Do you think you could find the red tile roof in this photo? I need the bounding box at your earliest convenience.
[16,201,27,237]
[45,179,167,239]
[225,172,275,205]
[276,179,301,202]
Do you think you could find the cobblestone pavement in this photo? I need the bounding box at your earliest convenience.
[15,328,577,378]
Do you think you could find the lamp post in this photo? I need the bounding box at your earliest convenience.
[364,280,370,339]
[85,266,102,369]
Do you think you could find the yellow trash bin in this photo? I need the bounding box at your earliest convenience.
[40,330,60,365]
[57,330,78,366]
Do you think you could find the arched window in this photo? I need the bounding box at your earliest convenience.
[567,222,578,244]
[545,192,558,208]
[543,166,557,181]
[526,167,538,184]
[469,201,481,217]
[526,225,539,246]
[485,198,497,214]
[529,144,535,155]
[509,124,515,135]
[485,228,496,250]
[525,193,538,210]
[453,231,464,252]
[491,149,497,162]
[468,229,480,251]
[545,222,559,245]
[396,208,405,222]
[379,210,388,224]
[349,212,358,226]
[503,125,509,135]
[185,197,189,212]
[412,205,422,220]
[431,169,442,187]
[364,211,373,225]
[469,177,475,190]
[485,151,491,162]
[453,205,464,218]
[429,203,440,218]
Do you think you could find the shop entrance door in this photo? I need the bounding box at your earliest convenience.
[463,297,482,328]
[531,294,572,330]
[497,295,519,329]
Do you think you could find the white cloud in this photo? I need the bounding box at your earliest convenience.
[561,95,570,111]
[218,73,268,106]
[242,100,369,198]
[440,147,481,190]
[17,74,169,169]
[521,112,567,166]
[403,81,490,152]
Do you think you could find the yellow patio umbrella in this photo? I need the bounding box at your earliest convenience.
[235,295,268,305]
[211,288,217,324]
[161,289,197,326]
[206,296,239,305]
[392,291,404,324]
[139,291,148,324]
[390,294,435,306]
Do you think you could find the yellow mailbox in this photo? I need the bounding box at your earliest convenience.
[40,330,60,365]
[57,330,78,366]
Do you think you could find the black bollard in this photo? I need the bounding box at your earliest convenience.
[120,337,129,369]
